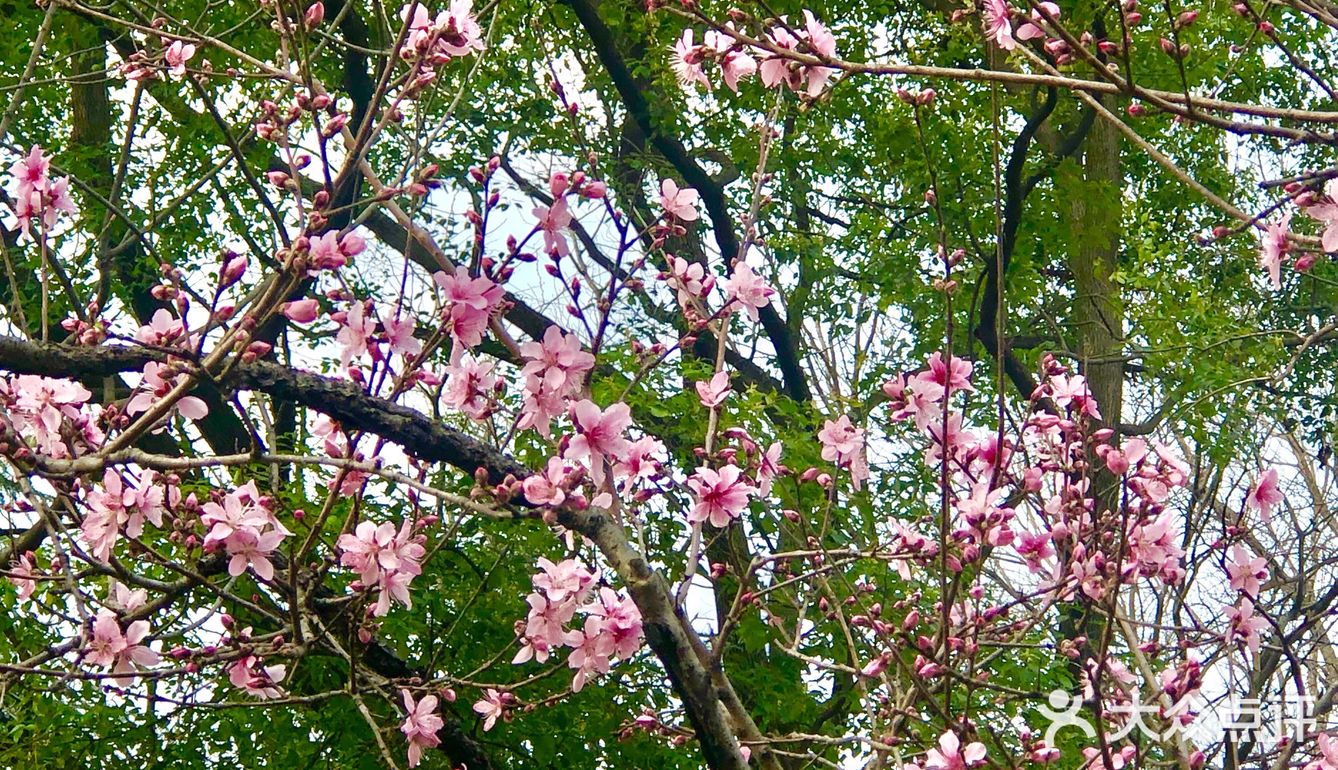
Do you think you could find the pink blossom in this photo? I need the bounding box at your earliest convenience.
[228,654,287,699]
[672,30,709,88]
[925,730,988,770]
[375,569,417,616]
[1016,2,1059,41]
[1304,733,1338,770]
[201,486,271,550]
[588,586,644,659]
[757,27,800,90]
[381,308,422,359]
[473,688,507,731]
[124,473,168,537]
[517,378,567,438]
[705,28,757,92]
[722,262,774,320]
[83,470,133,561]
[564,400,633,485]
[533,195,572,257]
[665,255,714,307]
[7,552,37,601]
[108,581,147,613]
[163,39,196,78]
[126,361,209,421]
[1227,544,1268,596]
[1225,598,1269,653]
[924,411,975,465]
[519,325,594,396]
[336,301,379,368]
[515,593,565,663]
[1128,510,1185,583]
[614,436,665,486]
[686,464,758,528]
[955,482,1015,547]
[659,179,700,222]
[1246,467,1283,520]
[914,352,975,400]
[983,0,1017,50]
[7,374,93,456]
[433,267,504,350]
[1047,373,1102,419]
[399,1,485,59]
[84,609,125,669]
[696,371,731,408]
[400,691,444,767]
[339,519,424,616]
[9,146,50,198]
[1259,213,1292,290]
[443,352,496,420]
[1014,530,1054,572]
[564,615,616,691]
[225,528,287,581]
[135,308,189,347]
[756,441,784,496]
[818,415,869,489]
[1303,179,1338,254]
[338,521,400,583]
[756,16,837,95]
[523,456,571,507]
[9,156,76,235]
[307,230,362,272]
[85,609,158,685]
[800,11,838,96]
[437,0,486,57]
[533,557,594,608]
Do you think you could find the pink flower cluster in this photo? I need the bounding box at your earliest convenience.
[1,374,101,459]
[686,464,758,527]
[1254,176,1338,290]
[516,325,595,435]
[529,171,606,258]
[6,146,76,237]
[673,13,838,97]
[336,519,427,616]
[656,252,775,324]
[512,557,644,694]
[81,470,174,562]
[982,0,1060,52]
[817,415,870,490]
[201,481,292,581]
[400,690,445,767]
[6,551,38,601]
[397,0,485,94]
[84,608,159,686]
[881,352,1190,602]
[229,651,287,700]
[1304,179,1338,253]
[400,1,486,61]
[433,267,505,352]
[563,399,633,486]
[665,255,715,310]
[307,229,366,273]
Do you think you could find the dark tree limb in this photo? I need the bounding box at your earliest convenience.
[558,0,810,403]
